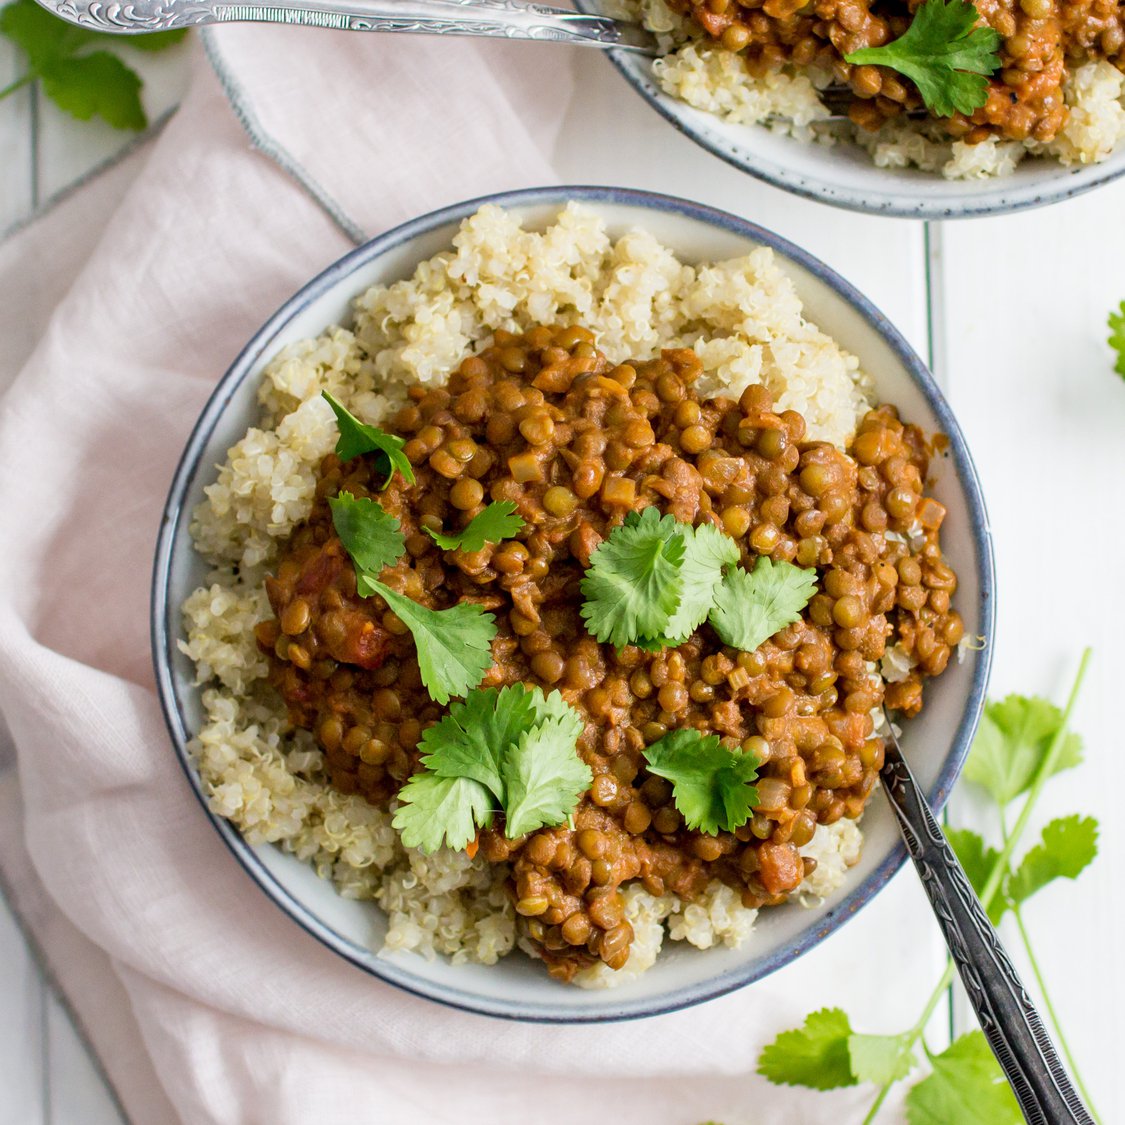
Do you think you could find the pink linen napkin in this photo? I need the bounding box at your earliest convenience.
[0,31,934,1123]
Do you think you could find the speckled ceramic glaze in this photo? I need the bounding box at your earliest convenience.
[152,187,995,1022]
[572,17,1125,219]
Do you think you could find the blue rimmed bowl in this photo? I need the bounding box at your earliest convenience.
[152,185,995,1022]
[572,9,1125,220]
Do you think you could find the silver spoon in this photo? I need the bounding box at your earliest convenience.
[32,0,658,52]
[879,710,1093,1124]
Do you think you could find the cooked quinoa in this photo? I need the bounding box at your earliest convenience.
[612,0,1125,180]
[181,204,879,984]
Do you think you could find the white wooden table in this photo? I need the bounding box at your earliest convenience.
[1,24,1122,1125]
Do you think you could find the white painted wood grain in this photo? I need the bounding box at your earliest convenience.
[0,892,46,1125]
[938,183,1125,1122]
[0,41,33,229]
[45,994,126,1125]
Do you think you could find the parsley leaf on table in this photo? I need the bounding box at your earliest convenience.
[1008,814,1098,907]
[1108,301,1125,379]
[844,0,1002,118]
[322,391,415,489]
[848,1032,918,1086]
[580,507,686,647]
[503,716,592,837]
[327,491,405,595]
[366,582,495,705]
[905,1032,1021,1125]
[708,556,817,653]
[643,729,760,835]
[425,500,525,552]
[392,772,494,853]
[756,1008,857,1090]
[659,522,740,645]
[0,0,185,129]
[963,694,1083,805]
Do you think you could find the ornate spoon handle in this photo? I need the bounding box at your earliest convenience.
[880,718,1093,1124]
[36,0,658,51]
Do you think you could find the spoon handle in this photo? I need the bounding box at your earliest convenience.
[879,727,1093,1124]
[33,0,658,52]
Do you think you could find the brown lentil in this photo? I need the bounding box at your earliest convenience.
[259,324,959,982]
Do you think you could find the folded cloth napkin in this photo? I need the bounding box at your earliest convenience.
[0,30,940,1124]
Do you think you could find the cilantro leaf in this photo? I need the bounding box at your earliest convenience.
[1109,301,1125,379]
[643,729,760,835]
[0,0,184,129]
[844,0,1002,117]
[757,1008,857,1090]
[848,1032,918,1086]
[120,29,188,51]
[392,772,494,853]
[502,714,591,838]
[0,0,96,66]
[328,491,405,594]
[905,1032,1021,1125]
[708,556,817,653]
[946,826,1006,923]
[660,522,740,644]
[367,581,495,705]
[419,684,542,799]
[963,694,1083,806]
[580,507,686,647]
[425,500,525,552]
[322,391,415,489]
[42,51,145,130]
[1008,814,1098,907]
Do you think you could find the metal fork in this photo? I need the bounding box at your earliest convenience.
[879,710,1093,1124]
[31,0,658,50]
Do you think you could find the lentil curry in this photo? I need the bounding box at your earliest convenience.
[256,324,962,981]
[672,0,1125,144]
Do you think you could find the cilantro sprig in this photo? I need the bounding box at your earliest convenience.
[708,557,818,652]
[327,486,494,703]
[425,500,526,552]
[643,729,760,835]
[844,0,1002,118]
[752,650,1101,1124]
[322,391,415,489]
[578,508,813,652]
[1108,301,1125,379]
[0,0,185,130]
[393,685,590,853]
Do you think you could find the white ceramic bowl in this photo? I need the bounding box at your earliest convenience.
[574,20,1125,219]
[151,186,995,1021]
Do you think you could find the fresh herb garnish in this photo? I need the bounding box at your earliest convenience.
[0,0,185,129]
[394,685,590,852]
[580,508,687,648]
[391,772,494,854]
[753,651,1101,1124]
[708,556,818,652]
[1108,301,1125,379]
[660,522,740,645]
[844,0,1002,118]
[366,582,495,705]
[322,391,415,489]
[425,500,526,552]
[327,491,405,596]
[642,729,760,835]
[327,486,495,702]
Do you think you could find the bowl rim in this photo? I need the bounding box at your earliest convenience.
[151,184,996,1023]
[573,22,1125,220]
